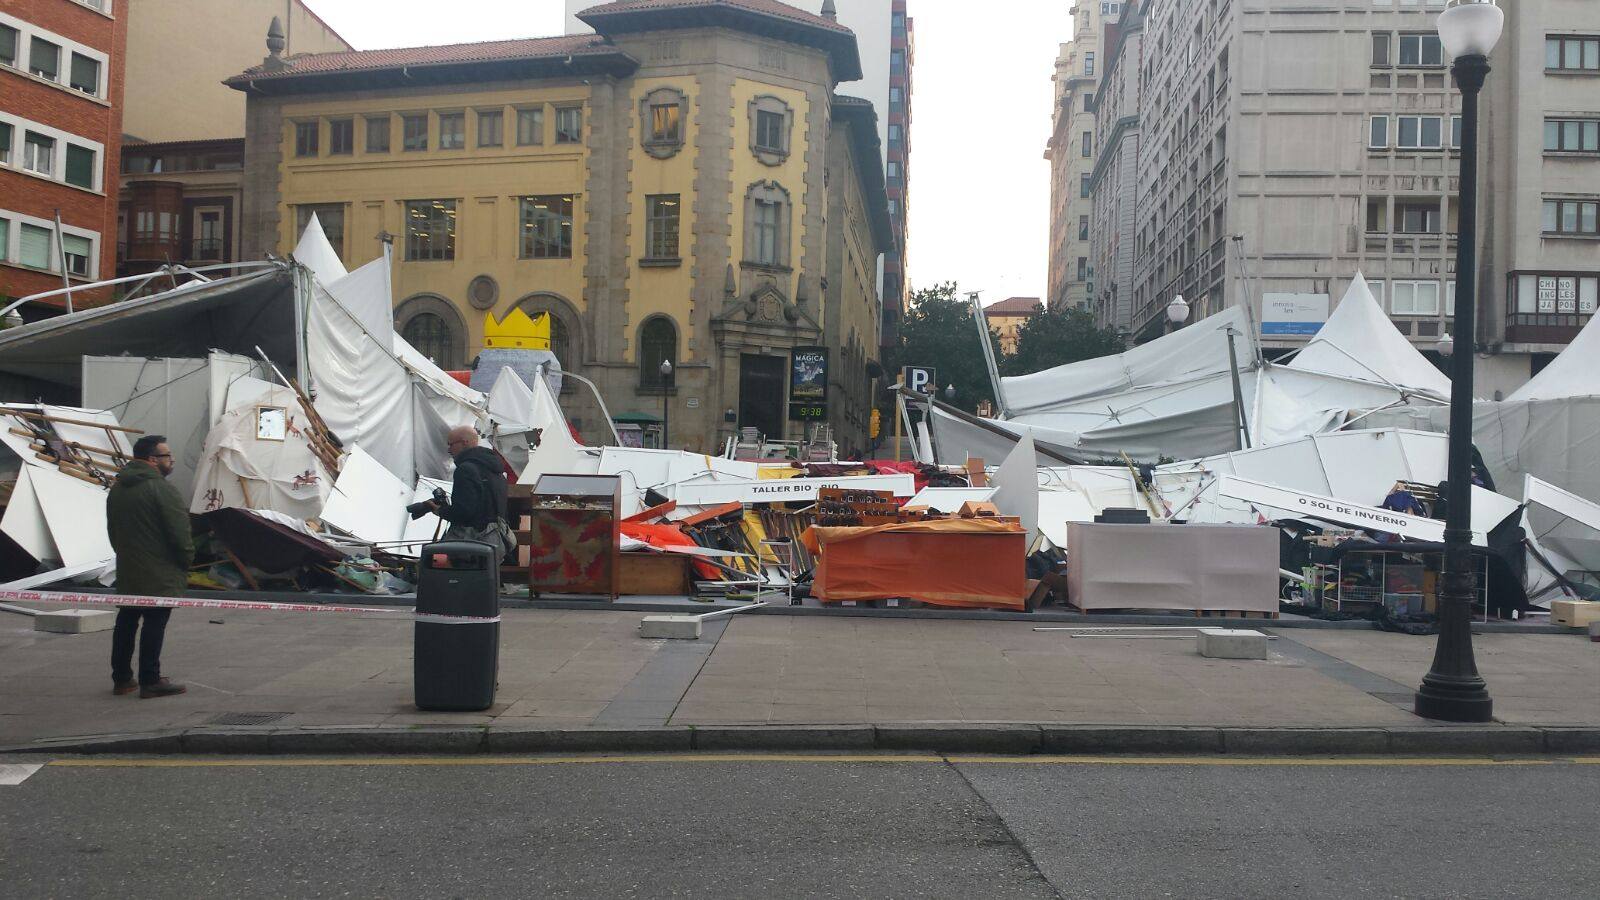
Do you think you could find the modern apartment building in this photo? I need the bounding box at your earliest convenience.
[1045,2,1122,310]
[1089,0,1598,395]
[234,0,892,452]
[0,0,125,312]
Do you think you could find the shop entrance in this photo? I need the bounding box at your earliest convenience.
[738,353,786,439]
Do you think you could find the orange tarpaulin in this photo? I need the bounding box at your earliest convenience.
[802,518,1028,610]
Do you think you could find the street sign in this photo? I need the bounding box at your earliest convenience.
[902,365,936,395]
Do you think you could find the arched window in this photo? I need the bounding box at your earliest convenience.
[515,292,583,373]
[638,316,677,388]
[403,313,458,369]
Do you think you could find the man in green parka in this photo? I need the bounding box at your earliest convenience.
[106,435,193,698]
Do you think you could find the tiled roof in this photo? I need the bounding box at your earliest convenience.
[577,0,851,34]
[228,34,617,83]
[984,297,1044,316]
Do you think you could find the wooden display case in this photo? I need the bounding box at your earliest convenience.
[525,474,621,599]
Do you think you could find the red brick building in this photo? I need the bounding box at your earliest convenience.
[0,0,126,314]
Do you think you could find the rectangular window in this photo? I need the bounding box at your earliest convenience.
[517,108,544,145]
[887,160,900,179]
[438,113,465,150]
[1080,174,1091,198]
[64,144,95,188]
[29,37,60,80]
[889,86,903,103]
[1370,115,1389,148]
[1085,52,1095,76]
[888,124,902,143]
[1079,215,1090,241]
[649,103,681,144]
[19,223,51,269]
[891,50,905,69]
[61,233,90,276]
[477,110,503,147]
[1077,257,1088,280]
[753,199,780,265]
[1397,201,1441,234]
[0,218,7,262]
[295,121,318,157]
[1398,34,1443,67]
[1451,115,1462,148]
[1396,116,1443,149]
[1082,130,1093,157]
[1545,118,1600,152]
[329,118,353,155]
[0,121,11,165]
[23,132,54,176]
[194,210,223,259]
[1542,199,1600,236]
[0,24,17,67]
[68,52,99,94]
[1391,280,1441,316]
[519,195,573,259]
[1372,32,1391,66]
[1084,93,1093,112]
[406,199,456,260]
[402,114,428,151]
[645,194,680,260]
[296,204,345,260]
[1546,36,1600,72]
[755,109,785,152]
[366,116,390,153]
[1366,197,1388,232]
[555,107,582,143]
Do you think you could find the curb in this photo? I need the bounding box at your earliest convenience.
[8,723,1600,758]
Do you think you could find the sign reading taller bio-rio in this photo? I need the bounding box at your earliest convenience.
[901,366,937,395]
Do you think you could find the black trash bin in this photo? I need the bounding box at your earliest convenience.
[414,541,499,711]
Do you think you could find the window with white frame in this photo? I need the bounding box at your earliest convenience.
[0,24,17,67]
[1369,115,1389,148]
[68,52,98,94]
[23,131,54,176]
[0,16,108,98]
[1397,33,1444,67]
[0,120,10,165]
[1397,116,1443,149]
[1396,200,1441,234]
[28,36,58,80]
[1391,280,1441,316]
[61,233,91,276]
[18,223,51,268]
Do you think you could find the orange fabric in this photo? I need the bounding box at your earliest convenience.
[621,521,719,580]
[803,519,1028,610]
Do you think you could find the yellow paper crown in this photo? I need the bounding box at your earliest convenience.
[483,308,551,349]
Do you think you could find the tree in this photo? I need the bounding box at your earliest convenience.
[1003,304,1125,377]
[885,281,1001,413]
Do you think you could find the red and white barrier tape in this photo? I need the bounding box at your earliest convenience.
[0,589,499,624]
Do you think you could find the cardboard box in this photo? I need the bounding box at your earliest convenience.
[1551,599,1600,628]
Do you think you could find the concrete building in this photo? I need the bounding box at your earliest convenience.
[117,137,245,277]
[1045,1,1122,310]
[882,0,911,350]
[1087,0,1141,338]
[983,295,1044,354]
[1089,0,1598,395]
[233,0,892,453]
[0,0,126,312]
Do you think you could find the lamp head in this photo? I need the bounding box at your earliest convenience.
[1438,0,1504,60]
[1437,332,1455,357]
[1166,294,1190,325]
[659,358,673,377]
[944,383,955,399]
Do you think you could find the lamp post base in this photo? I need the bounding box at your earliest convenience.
[1414,676,1493,722]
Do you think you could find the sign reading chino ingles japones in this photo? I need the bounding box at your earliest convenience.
[790,347,828,421]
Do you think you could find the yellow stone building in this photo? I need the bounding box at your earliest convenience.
[231,0,892,453]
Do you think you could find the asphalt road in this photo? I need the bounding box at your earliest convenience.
[2,755,1595,899]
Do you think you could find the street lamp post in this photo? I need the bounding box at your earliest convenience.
[659,358,673,450]
[1415,0,1502,723]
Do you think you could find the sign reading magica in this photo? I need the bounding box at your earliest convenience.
[789,347,828,420]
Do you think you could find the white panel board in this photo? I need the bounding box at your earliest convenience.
[32,466,113,567]
[990,432,1039,544]
[905,486,996,513]
[1218,475,1447,542]
[1,466,56,563]
[319,445,411,544]
[670,474,915,505]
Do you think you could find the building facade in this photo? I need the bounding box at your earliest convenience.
[1088,0,1141,337]
[117,138,245,277]
[984,295,1044,354]
[0,0,126,312]
[234,0,891,452]
[1045,2,1121,310]
[1090,0,1599,395]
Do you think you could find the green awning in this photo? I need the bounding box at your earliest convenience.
[612,411,662,424]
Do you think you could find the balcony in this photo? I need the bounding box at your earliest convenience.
[191,238,225,262]
[1506,312,1592,345]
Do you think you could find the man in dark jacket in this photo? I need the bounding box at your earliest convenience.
[430,426,511,565]
[106,435,194,698]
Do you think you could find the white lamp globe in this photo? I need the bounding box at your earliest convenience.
[1166,294,1190,325]
[1437,332,1455,357]
[1437,0,1504,60]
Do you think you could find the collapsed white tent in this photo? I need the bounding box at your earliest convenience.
[1508,309,1600,402]
[189,381,337,520]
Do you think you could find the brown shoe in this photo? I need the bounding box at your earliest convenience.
[113,680,138,696]
[140,679,187,699]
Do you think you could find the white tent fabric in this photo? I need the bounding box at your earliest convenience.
[1507,312,1600,401]
[189,384,337,519]
[292,213,348,285]
[487,367,538,430]
[1287,273,1451,396]
[518,365,593,483]
[1000,306,1251,414]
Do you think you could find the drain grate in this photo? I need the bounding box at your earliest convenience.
[208,712,290,727]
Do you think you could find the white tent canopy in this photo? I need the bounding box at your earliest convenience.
[1287,273,1451,397]
[1508,311,1600,401]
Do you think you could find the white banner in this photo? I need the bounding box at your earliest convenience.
[670,474,916,505]
[1524,475,1600,532]
[1217,475,1446,542]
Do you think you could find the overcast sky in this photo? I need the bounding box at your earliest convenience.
[306,0,1071,304]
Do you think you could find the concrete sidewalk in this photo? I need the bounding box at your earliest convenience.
[2,606,1596,755]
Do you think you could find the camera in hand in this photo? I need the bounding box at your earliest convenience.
[407,486,450,520]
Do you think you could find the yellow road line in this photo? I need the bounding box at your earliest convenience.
[45,753,1597,769]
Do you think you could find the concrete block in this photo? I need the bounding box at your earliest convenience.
[1040,725,1223,755]
[268,726,485,755]
[33,609,117,634]
[1385,726,1544,756]
[692,725,875,752]
[1220,728,1389,756]
[873,724,1042,754]
[1550,599,1600,628]
[1538,727,1600,754]
[1197,628,1269,660]
[180,728,279,755]
[639,615,701,640]
[484,726,693,754]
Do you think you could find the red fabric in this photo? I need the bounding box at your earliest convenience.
[862,459,930,494]
[621,521,719,580]
[445,371,472,386]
